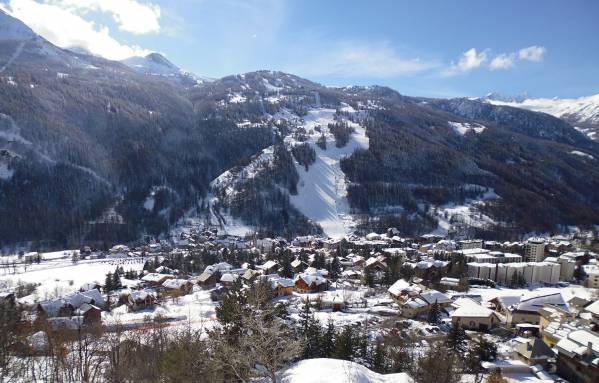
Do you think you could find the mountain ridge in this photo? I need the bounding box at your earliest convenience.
[1,11,599,248]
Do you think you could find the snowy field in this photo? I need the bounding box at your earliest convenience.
[289,108,369,238]
[0,252,146,302]
[103,287,217,330]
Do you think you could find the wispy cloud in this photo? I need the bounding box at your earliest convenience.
[489,52,516,70]
[1,0,153,60]
[288,41,439,78]
[518,45,546,62]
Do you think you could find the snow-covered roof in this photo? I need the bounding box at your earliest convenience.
[296,273,327,286]
[451,298,496,318]
[557,330,599,359]
[388,279,419,296]
[162,279,191,289]
[420,290,451,305]
[271,278,295,289]
[220,273,239,283]
[585,300,599,316]
[141,273,174,283]
[130,290,156,301]
[515,293,567,313]
[259,260,278,270]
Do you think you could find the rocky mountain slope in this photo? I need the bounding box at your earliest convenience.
[1,11,599,248]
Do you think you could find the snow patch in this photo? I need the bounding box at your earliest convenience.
[570,150,594,160]
[448,121,486,135]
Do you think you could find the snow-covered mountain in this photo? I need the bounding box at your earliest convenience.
[122,52,211,86]
[483,93,599,140]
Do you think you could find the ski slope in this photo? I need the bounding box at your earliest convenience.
[289,109,368,238]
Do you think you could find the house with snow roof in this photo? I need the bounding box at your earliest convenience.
[141,273,175,287]
[269,277,295,297]
[450,298,502,331]
[556,329,599,383]
[127,290,157,311]
[505,292,568,328]
[294,273,328,293]
[162,278,193,296]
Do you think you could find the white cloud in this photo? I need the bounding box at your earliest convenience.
[442,48,488,76]
[291,41,439,78]
[50,0,161,35]
[458,48,488,71]
[1,0,150,60]
[518,45,546,62]
[489,52,516,70]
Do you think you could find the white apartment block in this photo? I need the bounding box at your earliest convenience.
[524,237,546,262]
[468,261,561,285]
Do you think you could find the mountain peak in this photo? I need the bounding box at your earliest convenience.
[144,52,178,70]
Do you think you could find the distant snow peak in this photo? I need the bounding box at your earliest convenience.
[484,92,599,130]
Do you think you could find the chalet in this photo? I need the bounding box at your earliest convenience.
[270,278,295,297]
[584,300,599,327]
[513,338,555,368]
[162,279,193,296]
[505,293,568,328]
[141,273,175,287]
[197,272,217,289]
[388,279,421,301]
[450,298,502,331]
[258,260,279,275]
[397,289,450,319]
[556,330,599,383]
[241,269,259,284]
[364,256,388,272]
[127,290,156,311]
[294,274,328,293]
[37,299,74,318]
[220,273,239,288]
[74,303,102,325]
[322,295,346,311]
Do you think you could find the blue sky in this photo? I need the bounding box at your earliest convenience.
[3,0,599,98]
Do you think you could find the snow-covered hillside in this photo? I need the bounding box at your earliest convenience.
[288,108,368,238]
[485,93,599,140]
[280,358,411,383]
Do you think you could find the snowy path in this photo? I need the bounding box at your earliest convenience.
[289,109,368,238]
